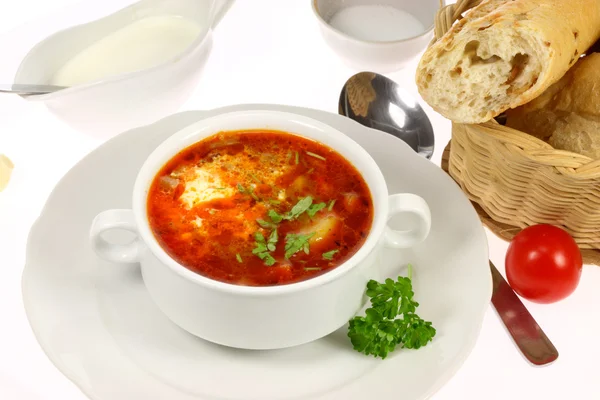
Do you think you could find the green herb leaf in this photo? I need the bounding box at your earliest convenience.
[328,199,336,211]
[249,173,262,184]
[305,151,326,161]
[267,229,278,252]
[238,183,260,201]
[268,199,281,205]
[254,232,265,243]
[347,265,436,359]
[295,151,299,165]
[286,196,313,220]
[253,231,278,266]
[307,202,326,218]
[257,219,276,229]
[236,253,243,263]
[322,249,339,260]
[264,197,320,226]
[268,209,284,223]
[284,232,315,259]
[263,253,276,266]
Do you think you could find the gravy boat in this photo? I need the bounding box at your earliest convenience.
[13,0,233,137]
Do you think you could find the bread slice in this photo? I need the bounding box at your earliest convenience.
[416,0,600,124]
[506,53,600,159]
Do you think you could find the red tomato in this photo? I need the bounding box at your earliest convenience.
[505,224,582,304]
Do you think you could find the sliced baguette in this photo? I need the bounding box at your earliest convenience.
[416,0,600,123]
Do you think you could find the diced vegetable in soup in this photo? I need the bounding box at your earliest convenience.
[147,130,373,286]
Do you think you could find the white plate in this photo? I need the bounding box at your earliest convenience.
[22,104,491,400]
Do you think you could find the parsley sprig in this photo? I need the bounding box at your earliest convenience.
[347,265,436,359]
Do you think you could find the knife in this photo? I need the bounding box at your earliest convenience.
[490,260,559,366]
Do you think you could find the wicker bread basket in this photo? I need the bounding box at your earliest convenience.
[432,0,600,264]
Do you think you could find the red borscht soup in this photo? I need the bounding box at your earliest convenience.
[147,130,374,286]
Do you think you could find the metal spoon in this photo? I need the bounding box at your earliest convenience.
[339,71,559,366]
[0,83,67,95]
[339,72,434,159]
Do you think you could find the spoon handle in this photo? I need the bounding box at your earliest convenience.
[489,261,559,366]
[0,84,66,95]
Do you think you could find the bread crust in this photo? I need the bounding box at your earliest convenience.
[506,53,600,159]
[416,0,600,123]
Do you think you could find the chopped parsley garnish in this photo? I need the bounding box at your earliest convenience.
[268,209,284,223]
[236,253,243,263]
[347,264,436,359]
[295,151,299,165]
[267,229,278,251]
[307,202,326,218]
[306,151,326,161]
[253,232,266,246]
[252,231,277,266]
[286,196,313,220]
[249,173,262,184]
[284,232,315,259]
[238,183,260,201]
[267,196,329,226]
[322,249,339,260]
[257,219,277,229]
[268,199,281,205]
[328,199,336,211]
[254,197,334,264]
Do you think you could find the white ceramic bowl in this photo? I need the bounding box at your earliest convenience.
[88,110,432,350]
[13,0,233,137]
[312,0,439,73]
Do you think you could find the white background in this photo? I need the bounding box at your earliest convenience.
[1,0,599,399]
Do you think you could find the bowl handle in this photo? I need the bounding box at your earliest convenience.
[384,194,431,249]
[210,0,235,29]
[90,209,143,263]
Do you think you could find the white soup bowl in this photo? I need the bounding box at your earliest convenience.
[89,110,432,350]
